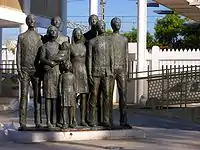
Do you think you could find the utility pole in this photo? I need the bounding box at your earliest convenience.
[100,0,106,20]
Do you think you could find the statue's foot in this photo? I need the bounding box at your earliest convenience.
[88,122,97,127]
[35,124,42,128]
[18,124,27,130]
[102,122,111,128]
[69,123,76,128]
[47,123,53,129]
[80,121,88,127]
[72,119,78,126]
[56,123,62,128]
[62,124,68,129]
[120,123,132,129]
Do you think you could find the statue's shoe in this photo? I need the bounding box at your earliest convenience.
[35,124,42,128]
[80,121,89,127]
[18,124,27,130]
[62,124,68,129]
[47,123,54,129]
[120,123,132,129]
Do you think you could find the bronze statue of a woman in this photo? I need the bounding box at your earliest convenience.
[71,28,89,126]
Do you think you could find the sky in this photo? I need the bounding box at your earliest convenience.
[2,0,169,43]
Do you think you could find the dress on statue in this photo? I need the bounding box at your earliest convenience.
[70,43,89,94]
[59,72,76,106]
[40,41,60,99]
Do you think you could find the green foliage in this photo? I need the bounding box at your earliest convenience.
[105,29,113,35]
[123,28,156,49]
[123,28,137,42]
[181,24,200,49]
[154,13,186,48]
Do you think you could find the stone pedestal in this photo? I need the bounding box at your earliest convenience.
[8,127,144,143]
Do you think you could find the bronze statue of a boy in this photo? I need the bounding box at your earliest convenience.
[110,17,132,129]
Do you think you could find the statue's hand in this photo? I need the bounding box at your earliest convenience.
[88,75,94,85]
[49,61,57,67]
[18,71,24,80]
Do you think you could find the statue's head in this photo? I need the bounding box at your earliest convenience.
[97,20,106,34]
[26,14,36,28]
[111,17,121,31]
[51,16,61,29]
[72,28,83,41]
[60,41,71,51]
[47,25,58,39]
[88,14,99,27]
[64,60,73,72]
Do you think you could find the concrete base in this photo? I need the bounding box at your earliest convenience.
[7,128,144,143]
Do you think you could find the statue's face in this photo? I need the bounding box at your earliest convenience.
[74,29,82,40]
[48,26,58,38]
[97,21,105,34]
[89,16,98,26]
[112,18,121,31]
[52,17,61,28]
[26,15,36,28]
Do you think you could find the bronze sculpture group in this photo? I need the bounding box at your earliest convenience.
[16,14,131,130]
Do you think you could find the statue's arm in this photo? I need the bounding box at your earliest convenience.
[16,35,23,79]
[58,74,62,97]
[88,40,93,76]
[110,39,114,74]
[87,40,94,85]
[34,46,42,68]
[51,54,67,62]
[40,46,56,67]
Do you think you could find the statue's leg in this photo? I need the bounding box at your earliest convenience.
[19,71,29,128]
[56,96,62,126]
[45,98,53,128]
[68,106,76,128]
[109,77,115,126]
[101,77,111,127]
[97,87,103,125]
[80,93,88,126]
[39,80,42,124]
[88,77,100,127]
[50,100,54,125]
[31,76,42,128]
[117,71,131,128]
[62,106,67,129]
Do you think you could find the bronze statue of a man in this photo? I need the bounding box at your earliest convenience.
[42,16,70,44]
[110,17,131,128]
[40,25,60,128]
[16,14,43,129]
[88,20,114,127]
[84,14,99,42]
[83,14,104,125]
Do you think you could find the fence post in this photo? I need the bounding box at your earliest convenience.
[151,46,160,73]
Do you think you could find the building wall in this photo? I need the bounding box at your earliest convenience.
[30,0,61,18]
[0,0,23,11]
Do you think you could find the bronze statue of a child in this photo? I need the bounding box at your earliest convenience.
[50,41,70,63]
[59,60,76,129]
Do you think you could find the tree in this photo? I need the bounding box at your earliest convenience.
[123,27,156,49]
[181,23,200,49]
[154,14,186,48]
[123,28,137,42]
